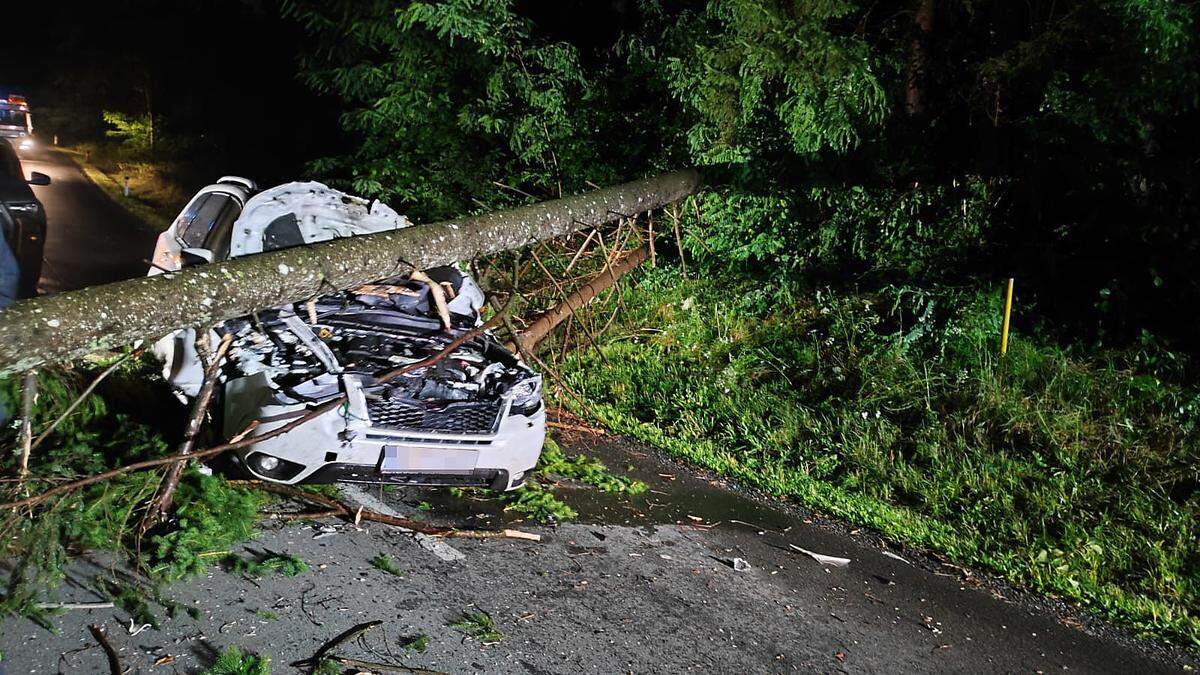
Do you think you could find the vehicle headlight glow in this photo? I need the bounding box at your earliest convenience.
[18,137,33,150]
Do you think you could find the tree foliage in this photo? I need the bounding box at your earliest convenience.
[287,0,1200,345]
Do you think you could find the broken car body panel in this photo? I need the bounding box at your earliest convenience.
[151,180,545,490]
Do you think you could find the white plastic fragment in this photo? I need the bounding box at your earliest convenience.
[788,544,851,568]
[882,550,912,565]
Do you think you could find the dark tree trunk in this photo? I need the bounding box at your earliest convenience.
[906,0,935,116]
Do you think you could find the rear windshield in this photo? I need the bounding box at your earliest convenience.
[178,192,240,251]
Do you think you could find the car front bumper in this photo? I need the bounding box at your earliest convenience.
[224,374,545,491]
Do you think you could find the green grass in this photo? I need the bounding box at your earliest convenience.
[450,610,503,643]
[223,552,308,579]
[62,143,191,230]
[400,634,430,652]
[368,553,405,577]
[202,646,270,675]
[558,269,1200,649]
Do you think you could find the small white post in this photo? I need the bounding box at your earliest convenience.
[52,135,58,146]
[123,177,131,197]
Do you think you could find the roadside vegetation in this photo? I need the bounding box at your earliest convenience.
[0,360,268,625]
[557,268,1199,646]
[64,111,204,230]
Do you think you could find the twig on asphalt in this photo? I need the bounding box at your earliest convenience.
[329,656,445,674]
[88,624,122,675]
[294,620,445,674]
[293,620,383,668]
[36,602,114,610]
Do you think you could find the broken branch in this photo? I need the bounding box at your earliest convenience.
[88,624,122,675]
[518,245,650,352]
[140,332,234,537]
[17,371,36,481]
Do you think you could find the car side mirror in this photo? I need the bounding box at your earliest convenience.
[27,172,50,186]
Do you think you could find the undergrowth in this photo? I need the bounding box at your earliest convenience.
[222,551,308,579]
[0,358,267,625]
[559,268,1200,649]
[202,646,270,675]
[368,553,405,577]
[450,610,503,644]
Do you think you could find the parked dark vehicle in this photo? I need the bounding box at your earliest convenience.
[0,204,20,308]
[0,138,49,297]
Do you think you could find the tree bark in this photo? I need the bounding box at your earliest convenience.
[518,245,650,352]
[0,170,701,376]
[905,0,935,116]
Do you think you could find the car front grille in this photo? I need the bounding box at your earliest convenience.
[366,396,501,435]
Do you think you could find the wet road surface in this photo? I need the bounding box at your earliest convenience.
[19,146,158,294]
[0,419,1191,673]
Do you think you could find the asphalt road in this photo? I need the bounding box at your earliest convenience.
[19,146,158,295]
[0,423,1192,674]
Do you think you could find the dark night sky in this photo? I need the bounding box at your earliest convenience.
[0,0,341,184]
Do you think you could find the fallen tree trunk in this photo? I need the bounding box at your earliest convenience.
[518,244,650,352]
[0,169,701,376]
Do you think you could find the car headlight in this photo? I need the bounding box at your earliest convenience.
[18,138,33,150]
[507,375,542,416]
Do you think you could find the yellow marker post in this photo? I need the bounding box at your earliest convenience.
[1000,277,1014,357]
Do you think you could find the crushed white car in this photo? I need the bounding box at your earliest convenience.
[151,178,545,490]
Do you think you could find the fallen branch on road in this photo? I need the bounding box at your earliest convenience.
[88,624,122,675]
[293,620,446,674]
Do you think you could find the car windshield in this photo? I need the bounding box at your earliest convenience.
[178,192,240,252]
[0,109,27,129]
[0,142,22,180]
